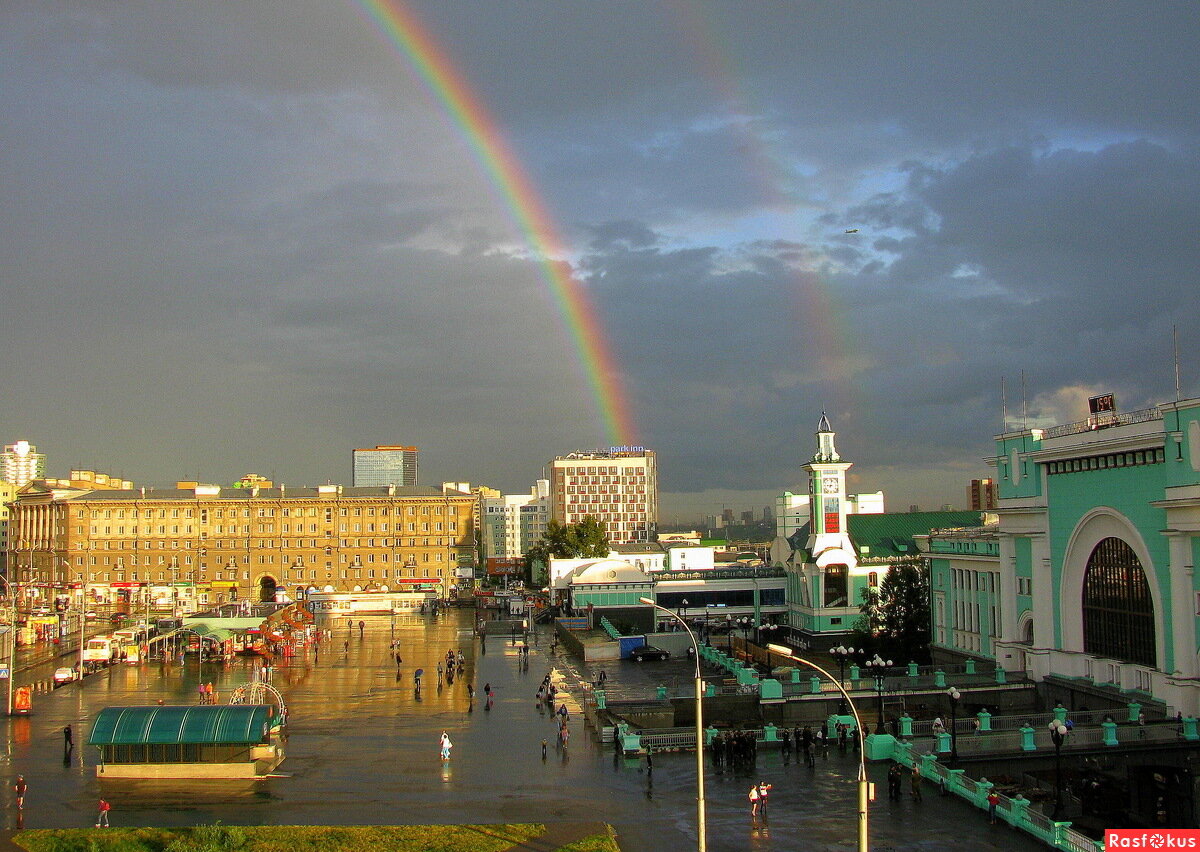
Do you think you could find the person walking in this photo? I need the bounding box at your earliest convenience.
[96,798,111,827]
[910,763,923,801]
[13,775,26,809]
[756,781,772,815]
[748,782,760,816]
[987,789,1000,824]
[439,730,453,761]
[64,725,74,749]
[358,620,365,638]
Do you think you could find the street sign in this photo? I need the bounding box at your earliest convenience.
[0,665,9,679]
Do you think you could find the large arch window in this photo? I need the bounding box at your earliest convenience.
[1082,537,1156,667]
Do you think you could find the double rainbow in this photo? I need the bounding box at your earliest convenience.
[355,0,635,446]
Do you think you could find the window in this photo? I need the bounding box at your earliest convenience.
[1082,537,1156,668]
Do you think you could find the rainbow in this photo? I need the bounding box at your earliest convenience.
[353,0,635,446]
[665,0,859,419]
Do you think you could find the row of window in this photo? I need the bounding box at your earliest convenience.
[77,537,459,550]
[80,504,460,521]
[1046,447,1165,476]
[559,467,646,477]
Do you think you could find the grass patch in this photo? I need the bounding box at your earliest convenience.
[555,831,621,852]
[14,824,557,852]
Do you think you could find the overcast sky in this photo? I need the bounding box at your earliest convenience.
[2,2,1197,523]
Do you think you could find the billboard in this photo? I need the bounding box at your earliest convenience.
[487,557,525,576]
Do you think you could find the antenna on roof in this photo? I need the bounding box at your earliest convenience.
[1001,376,1008,432]
[1175,324,1182,400]
[1021,370,1028,431]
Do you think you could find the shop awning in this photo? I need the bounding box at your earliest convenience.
[87,704,272,746]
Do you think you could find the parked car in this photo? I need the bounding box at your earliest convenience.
[53,666,77,686]
[629,645,671,662]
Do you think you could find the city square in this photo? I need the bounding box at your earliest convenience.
[2,609,1043,851]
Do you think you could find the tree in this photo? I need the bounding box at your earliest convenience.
[524,517,611,583]
[851,562,932,664]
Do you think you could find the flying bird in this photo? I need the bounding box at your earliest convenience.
[844,228,859,234]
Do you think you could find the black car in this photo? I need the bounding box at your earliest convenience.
[629,645,670,662]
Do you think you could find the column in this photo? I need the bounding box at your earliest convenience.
[1166,532,1196,679]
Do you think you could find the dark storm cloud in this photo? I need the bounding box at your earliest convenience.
[1,2,1198,515]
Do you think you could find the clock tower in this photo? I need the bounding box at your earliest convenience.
[804,412,852,538]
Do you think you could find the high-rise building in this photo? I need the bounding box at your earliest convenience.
[352,446,417,487]
[968,478,998,510]
[481,481,550,574]
[549,448,657,545]
[2,441,45,487]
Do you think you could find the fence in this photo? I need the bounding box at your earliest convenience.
[890,741,1103,851]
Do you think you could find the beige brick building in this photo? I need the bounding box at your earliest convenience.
[7,480,478,608]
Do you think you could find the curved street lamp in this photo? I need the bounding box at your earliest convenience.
[769,642,870,852]
[640,596,706,852]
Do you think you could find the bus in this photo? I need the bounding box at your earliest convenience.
[82,636,117,665]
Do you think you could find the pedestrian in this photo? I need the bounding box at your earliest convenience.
[13,775,26,809]
[439,730,453,761]
[757,781,772,815]
[888,763,901,800]
[95,797,111,827]
[987,790,1000,824]
[558,703,569,722]
[748,782,760,816]
[358,620,365,638]
[64,725,74,748]
[910,763,923,801]
[541,738,548,760]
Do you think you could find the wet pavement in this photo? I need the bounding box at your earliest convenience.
[0,609,1045,850]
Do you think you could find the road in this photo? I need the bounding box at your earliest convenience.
[0,609,1044,851]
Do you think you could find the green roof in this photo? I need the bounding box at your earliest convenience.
[87,705,272,746]
[847,511,981,560]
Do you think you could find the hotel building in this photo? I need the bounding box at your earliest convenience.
[549,448,657,545]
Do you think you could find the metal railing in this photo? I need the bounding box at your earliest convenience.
[1041,405,1161,439]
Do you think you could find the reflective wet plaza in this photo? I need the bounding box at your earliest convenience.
[2,609,1046,850]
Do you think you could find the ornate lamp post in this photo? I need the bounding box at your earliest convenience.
[830,645,858,713]
[1049,719,1068,820]
[758,623,780,672]
[946,686,962,763]
[863,654,894,733]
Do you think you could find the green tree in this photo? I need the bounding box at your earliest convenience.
[524,516,610,585]
[851,562,931,664]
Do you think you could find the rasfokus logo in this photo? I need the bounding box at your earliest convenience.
[1106,830,1200,848]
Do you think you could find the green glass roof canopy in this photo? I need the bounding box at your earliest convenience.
[87,705,272,746]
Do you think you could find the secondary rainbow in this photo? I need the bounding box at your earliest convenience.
[354,0,635,446]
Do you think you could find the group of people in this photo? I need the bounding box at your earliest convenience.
[886,761,923,801]
[710,729,760,768]
[196,682,219,704]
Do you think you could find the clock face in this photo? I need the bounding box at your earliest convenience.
[822,477,839,494]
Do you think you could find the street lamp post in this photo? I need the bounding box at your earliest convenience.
[863,655,894,734]
[830,645,858,714]
[1049,719,1067,820]
[769,643,870,852]
[946,686,962,763]
[640,596,706,852]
